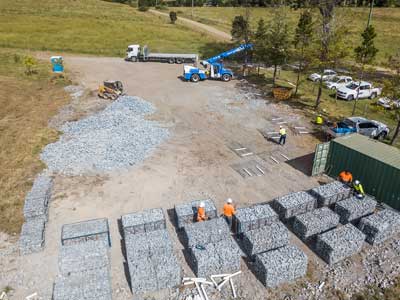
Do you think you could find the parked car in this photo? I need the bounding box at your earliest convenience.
[377,97,400,110]
[325,116,389,140]
[324,76,353,90]
[308,69,337,82]
[336,81,382,101]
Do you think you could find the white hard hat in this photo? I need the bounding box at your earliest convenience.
[354,180,360,185]
[227,198,233,204]
[280,125,283,128]
[199,201,205,208]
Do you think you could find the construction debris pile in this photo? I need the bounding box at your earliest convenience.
[19,173,53,255]
[53,219,112,300]
[272,191,317,220]
[175,199,217,229]
[254,245,308,288]
[234,204,278,234]
[293,207,340,242]
[315,224,366,264]
[310,181,351,206]
[41,96,169,175]
[334,196,377,224]
[358,209,400,245]
[122,209,181,294]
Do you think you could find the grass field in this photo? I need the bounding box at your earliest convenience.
[0,0,220,56]
[172,7,400,65]
[0,50,69,233]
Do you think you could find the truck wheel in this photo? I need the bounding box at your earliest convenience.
[222,74,232,82]
[175,58,183,64]
[377,131,387,140]
[190,74,200,82]
[131,57,137,62]
[370,92,377,99]
[347,95,354,101]
[168,58,175,64]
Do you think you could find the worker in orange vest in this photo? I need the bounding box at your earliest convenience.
[338,170,353,185]
[196,201,208,222]
[223,198,236,230]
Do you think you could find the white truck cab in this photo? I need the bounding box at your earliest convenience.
[337,81,382,101]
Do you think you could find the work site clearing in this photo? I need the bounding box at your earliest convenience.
[0,57,399,300]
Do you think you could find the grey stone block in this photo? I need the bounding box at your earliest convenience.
[358,209,400,245]
[61,218,110,246]
[175,199,217,229]
[315,223,365,264]
[234,203,278,234]
[242,221,289,256]
[272,192,316,220]
[122,208,166,236]
[183,217,230,248]
[310,181,351,207]
[19,216,46,255]
[293,207,340,241]
[23,174,53,220]
[254,245,308,287]
[334,196,377,224]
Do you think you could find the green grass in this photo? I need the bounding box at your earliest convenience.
[0,0,220,56]
[173,7,400,65]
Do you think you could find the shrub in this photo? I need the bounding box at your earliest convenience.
[23,55,38,75]
[138,5,149,11]
[169,11,177,24]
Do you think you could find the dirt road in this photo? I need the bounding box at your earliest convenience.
[149,9,232,42]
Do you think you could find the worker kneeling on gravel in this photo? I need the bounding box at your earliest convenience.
[338,170,353,185]
[197,202,208,222]
[353,180,365,199]
[223,198,236,229]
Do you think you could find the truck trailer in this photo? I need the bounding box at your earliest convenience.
[125,44,198,64]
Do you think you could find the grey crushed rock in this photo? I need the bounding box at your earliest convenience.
[61,218,110,246]
[272,191,316,219]
[334,196,377,224]
[234,203,278,234]
[310,181,351,207]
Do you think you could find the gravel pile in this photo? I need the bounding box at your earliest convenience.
[242,221,289,256]
[19,217,46,255]
[54,226,112,300]
[41,96,169,175]
[122,208,166,236]
[174,199,217,229]
[334,196,377,224]
[309,181,351,207]
[183,217,230,248]
[124,229,181,293]
[315,223,366,264]
[19,173,53,255]
[293,207,340,241]
[234,204,278,234]
[189,237,241,277]
[254,245,308,287]
[358,209,400,245]
[61,218,110,246]
[272,191,316,220]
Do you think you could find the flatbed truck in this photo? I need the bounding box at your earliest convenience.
[125,44,198,64]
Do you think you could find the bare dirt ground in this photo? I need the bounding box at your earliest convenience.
[1,57,398,300]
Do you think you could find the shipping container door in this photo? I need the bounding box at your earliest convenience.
[312,142,330,176]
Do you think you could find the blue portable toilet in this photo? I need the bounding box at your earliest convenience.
[51,56,64,73]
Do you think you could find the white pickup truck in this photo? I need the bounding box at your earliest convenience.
[336,81,382,101]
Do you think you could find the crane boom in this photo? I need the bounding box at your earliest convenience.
[206,43,253,64]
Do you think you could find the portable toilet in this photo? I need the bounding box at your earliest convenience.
[51,56,64,73]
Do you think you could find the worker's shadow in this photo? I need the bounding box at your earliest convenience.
[177,75,186,82]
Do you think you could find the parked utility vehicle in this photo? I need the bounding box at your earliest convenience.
[337,81,382,101]
[324,76,352,90]
[308,69,337,82]
[325,116,389,140]
[125,45,198,64]
[377,97,400,110]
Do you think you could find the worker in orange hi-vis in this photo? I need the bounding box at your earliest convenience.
[196,201,208,222]
[223,198,236,230]
[338,170,353,185]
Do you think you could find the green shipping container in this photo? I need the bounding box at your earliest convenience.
[325,134,400,210]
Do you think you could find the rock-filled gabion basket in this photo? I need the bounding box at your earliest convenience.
[254,245,308,288]
[61,218,110,246]
[334,196,377,224]
[122,208,166,236]
[189,237,241,277]
[234,204,278,234]
[19,173,53,255]
[183,217,231,248]
[124,229,181,293]
[293,207,340,241]
[309,181,351,207]
[174,199,217,229]
[358,209,400,245]
[315,223,365,264]
[272,191,316,220]
[242,221,289,256]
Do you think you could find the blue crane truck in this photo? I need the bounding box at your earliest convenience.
[183,44,253,82]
